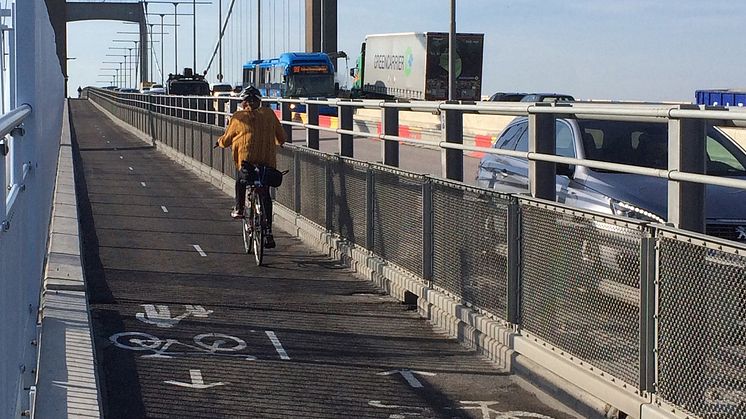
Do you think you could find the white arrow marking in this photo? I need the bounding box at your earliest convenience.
[193,244,207,257]
[161,206,169,213]
[164,369,226,389]
[377,369,436,388]
[265,331,290,360]
[140,182,147,187]
[136,304,186,328]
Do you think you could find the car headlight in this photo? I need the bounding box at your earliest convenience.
[610,200,665,223]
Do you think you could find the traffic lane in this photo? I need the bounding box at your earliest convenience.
[73,101,575,418]
[292,128,482,185]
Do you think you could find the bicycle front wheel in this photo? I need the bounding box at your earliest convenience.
[242,217,252,254]
[252,191,264,266]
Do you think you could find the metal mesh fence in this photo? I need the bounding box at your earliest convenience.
[656,231,746,418]
[275,147,295,210]
[519,200,644,388]
[432,180,511,320]
[298,150,327,226]
[372,166,425,277]
[329,157,368,248]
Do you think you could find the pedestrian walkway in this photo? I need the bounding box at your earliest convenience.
[70,100,576,419]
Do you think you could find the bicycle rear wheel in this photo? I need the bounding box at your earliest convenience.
[251,191,264,266]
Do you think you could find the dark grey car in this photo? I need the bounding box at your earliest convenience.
[476,117,746,244]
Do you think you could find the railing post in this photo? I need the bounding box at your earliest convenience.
[229,98,238,119]
[668,110,706,232]
[442,104,464,181]
[528,107,556,201]
[382,105,399,167]
[506,198,521,324]
[307,103,319,149]
[338,102,354,157]
[365,165,375,250]
[325,156,333,230]
[293,149,301,213]
[422,178,433,282]
[216,98,226,127]
[281,101,293,143]
[639,228,657,393]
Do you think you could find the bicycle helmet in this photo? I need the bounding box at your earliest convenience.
[240,86,262,103]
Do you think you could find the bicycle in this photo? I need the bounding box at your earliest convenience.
[242,173,269,266]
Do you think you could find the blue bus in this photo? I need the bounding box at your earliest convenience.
[242,52,337,115]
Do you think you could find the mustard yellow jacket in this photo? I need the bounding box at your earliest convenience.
[217,107,286,169]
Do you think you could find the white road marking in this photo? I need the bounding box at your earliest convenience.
[265,331,290,360]
[164,369,227,389]
[192,244,207,257]
[377,369,436,388]
[119,155,123,159]
[140,182,147,187]
[128,166,133,171]
[135,304,213,328]
[161,206,169,213]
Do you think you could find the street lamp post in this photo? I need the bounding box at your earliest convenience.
[104,58,125,87]
[448,0,456,101]
[145,1,210,75]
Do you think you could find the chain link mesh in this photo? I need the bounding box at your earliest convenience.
[275,147,295,210]
[519,201,644,388]
[298,150,327,227]
[657,233,746,418]
[432,180,511,320]
[329,157,368,248]
[372,167,424,277]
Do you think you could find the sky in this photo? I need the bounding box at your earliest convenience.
[66,0,746,102]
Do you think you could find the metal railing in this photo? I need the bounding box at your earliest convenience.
[88,88,746,419]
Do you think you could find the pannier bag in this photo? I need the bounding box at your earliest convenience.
[240,161,284,187]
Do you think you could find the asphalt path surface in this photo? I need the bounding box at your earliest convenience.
[71,100,574,418]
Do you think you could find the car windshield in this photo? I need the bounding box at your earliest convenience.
[578,119,746,175]
[285,74,334,97]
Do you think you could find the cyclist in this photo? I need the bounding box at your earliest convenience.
[216,86,286,248]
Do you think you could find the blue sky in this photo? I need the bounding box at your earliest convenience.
[66,0,746,101]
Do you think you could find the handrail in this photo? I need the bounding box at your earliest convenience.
[0,104,32,137]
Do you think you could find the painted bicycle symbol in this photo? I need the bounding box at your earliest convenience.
[110,331,257,360]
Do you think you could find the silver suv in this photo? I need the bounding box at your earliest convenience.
[476,117,746,243]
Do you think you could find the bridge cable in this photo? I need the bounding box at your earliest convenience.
[202,0,238,78]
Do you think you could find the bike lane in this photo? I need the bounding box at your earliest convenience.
[71,100,577,419]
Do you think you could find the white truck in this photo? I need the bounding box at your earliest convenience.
[350,32,485,101]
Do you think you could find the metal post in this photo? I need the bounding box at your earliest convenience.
[192,0,196,70]
[422,179,433,282]
[257,0,261,59]
[160,14,165,84]
[382,105,399,167]
[281,101,293,143]
[639,229,656,393]
[365,166,375,250]
[217,98,226,126]
[173,2,178,73]
[506,198,520,324]
[293,150,301,213]
[448,0,456,101]
[307,103,319,149]
[442,106,463,181]
[338,103,353,157]
[667,112,706,232]
[528,110,556,201]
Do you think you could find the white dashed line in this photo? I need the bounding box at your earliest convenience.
[161,206,169,213]
[265,331,290,360]
[128,167,133,171]
[140,182,147,187]
[192,245,207,257]
[119,156,123,159]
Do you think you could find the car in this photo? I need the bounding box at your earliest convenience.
[211,83,233,97]
[147,87,166,95]
[118,88,139,93]
[488,92,575,103]
[477,116,746,240]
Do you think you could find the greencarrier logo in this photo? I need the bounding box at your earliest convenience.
[372,47,414,77]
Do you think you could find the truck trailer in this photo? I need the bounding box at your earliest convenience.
[351,32,484,101]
